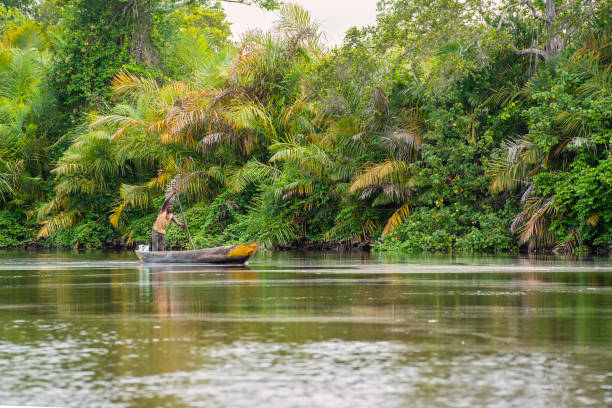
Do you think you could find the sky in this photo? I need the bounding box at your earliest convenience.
[222,0,379,46]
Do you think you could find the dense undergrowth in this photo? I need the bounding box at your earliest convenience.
[0,0,610,254]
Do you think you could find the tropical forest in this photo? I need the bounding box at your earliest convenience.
[0,0,610,254]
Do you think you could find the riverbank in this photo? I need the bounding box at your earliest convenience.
[1,205,609,255]
[2,236,609,256]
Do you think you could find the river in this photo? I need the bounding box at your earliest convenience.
[0,250,611,407]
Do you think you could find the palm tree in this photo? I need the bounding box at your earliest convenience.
[348,107,425,236]
[38,3,335,246]
[37,19,236,240]
[36,129,121,238]
[0,24,51,203]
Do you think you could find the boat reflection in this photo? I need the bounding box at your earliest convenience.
[139,265,258,318]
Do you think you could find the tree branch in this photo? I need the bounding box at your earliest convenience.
[560,26,577,51]
[557,1,577,13]
[513,45,547,58]
[496,2,522,29]
[496,0,548,30]
[386,48,412,83]
[524,0,551,23]
[173,0,277,9]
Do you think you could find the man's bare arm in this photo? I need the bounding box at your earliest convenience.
[171,215,187,228]
[161,189,178,212]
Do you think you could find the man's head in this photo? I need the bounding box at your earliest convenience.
[167,204,174,213]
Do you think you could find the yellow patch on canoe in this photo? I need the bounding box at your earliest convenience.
[227,242,259,258]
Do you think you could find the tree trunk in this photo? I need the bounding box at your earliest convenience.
[125,0,161,68]
[513,0,572,61]
[544,0,561,60]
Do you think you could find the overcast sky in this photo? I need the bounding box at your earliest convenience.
[222,1,379,46]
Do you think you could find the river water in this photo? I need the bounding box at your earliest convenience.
[0,250,610,408]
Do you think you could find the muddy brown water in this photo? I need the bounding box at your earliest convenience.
[0,250,611,407]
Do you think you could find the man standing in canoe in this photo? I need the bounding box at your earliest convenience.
[152,188,187,251]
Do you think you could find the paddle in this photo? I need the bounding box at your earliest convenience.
[168,175,196,250]
[176,191,195,250]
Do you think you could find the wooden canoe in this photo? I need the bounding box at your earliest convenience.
[135,242,258,264]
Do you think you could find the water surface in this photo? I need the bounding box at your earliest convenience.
[0,251,611,407]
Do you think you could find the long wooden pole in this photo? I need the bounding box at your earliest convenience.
[176,192,195,250]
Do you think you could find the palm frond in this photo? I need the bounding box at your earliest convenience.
[112,71,160,99]
[587,213,600,227]
[511,196,558,246]
[362,218,380,240]
[575,59,612,98]
[278,179,315,202]
[572,28,612,64]
[37,210,82,239]
[349,160,411,192]
[324,116,367,157]
[269,142,330,177]
[373,86,389,115]
[370,184,410,205]
[0,155,16,201]
[109,202,129,229]
[382,203,411,236]
[112,133,168,167]
[0,48,43,103]
[118,183,156,210]
[199,132,228,152]
[554,111,592,140]
[401,106,427,134]
[484,84,523,108]
[2,22,50,51]
[488,137,542,193]
[227,159,280,193]
[555,229,582,255]
[274,3,327,57]
[382,130,422,161]
[170,170,214,201]
[90,113,147,140]
[226,98,276,138]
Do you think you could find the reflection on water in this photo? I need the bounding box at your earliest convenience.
[0,250,611,408]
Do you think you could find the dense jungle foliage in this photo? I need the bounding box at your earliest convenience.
[0,0,610,253]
